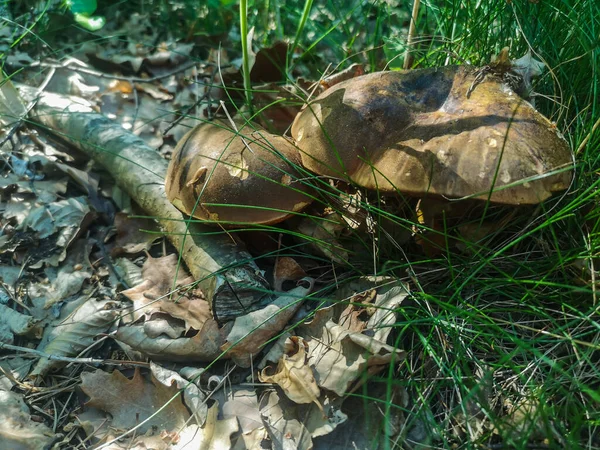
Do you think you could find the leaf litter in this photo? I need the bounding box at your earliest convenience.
[1,10,575,449]
[0,33,413,447]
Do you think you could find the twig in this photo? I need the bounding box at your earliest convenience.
[403,0,421,70]
[26,59,229,83]
[65,335,110,370]
[0,342,150,368]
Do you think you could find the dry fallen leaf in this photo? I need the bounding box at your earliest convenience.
[0,357,33,391]
[0,304,36,344]
[231,426,270,450]
[511,50,545,93]
[31,298,120,378]
[259,336,322,412]
[34,239,94,309]
[143,316,186,339]
[114,317,226,362]
[74,406,178,449]
[121,254,210,331]
[0,390,54,450]
[259,390,314,450]
[81,368,190,434]
[366,285,409,343]
[1,195,93,268]
[256,388,347,447]
[338,288,376,332]
[299,281,408,396]
[19,196,91,240]
[111,212,162,256]
[175,402,239,450]
[116,254,224,365]
[221,278,314,368]
[0,173,68,203]
[133,82,173,101]
[220,388,262,434]
[150,363,208,427]
[301,316,371,396]
[273,256,307,292]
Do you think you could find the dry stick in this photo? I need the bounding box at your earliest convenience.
[0,342,150,368]
[27,59,230,83]
[18,85,269,310]
[403,0,421,70]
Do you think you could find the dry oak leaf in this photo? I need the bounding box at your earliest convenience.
[0,304,36,343]
[80,368,190,434]
[73,408,173,450]
[111,212,162,256]
[39,240,94,309]
[150,362,208,428]
[221,278,314,368]
[122,254,210,331]
[258,378,347,443]
[298,284,408,396]
[259,336,323,412]
[114,318,226,362]
[337,289,377,333]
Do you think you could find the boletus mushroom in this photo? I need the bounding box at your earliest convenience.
[291,65,573,204]
[166,120,313,226]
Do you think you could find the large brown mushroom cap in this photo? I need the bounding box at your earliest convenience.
[165,121,313,226]
[291,65,573,204]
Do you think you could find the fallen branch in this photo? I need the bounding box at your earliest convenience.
[18,85,270,317]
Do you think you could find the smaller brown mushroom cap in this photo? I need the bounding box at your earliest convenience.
[165,121,313,226]
[291,65,573,204]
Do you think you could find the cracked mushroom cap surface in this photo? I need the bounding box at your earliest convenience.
[291,65,573,204]
[165,121,313,226]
